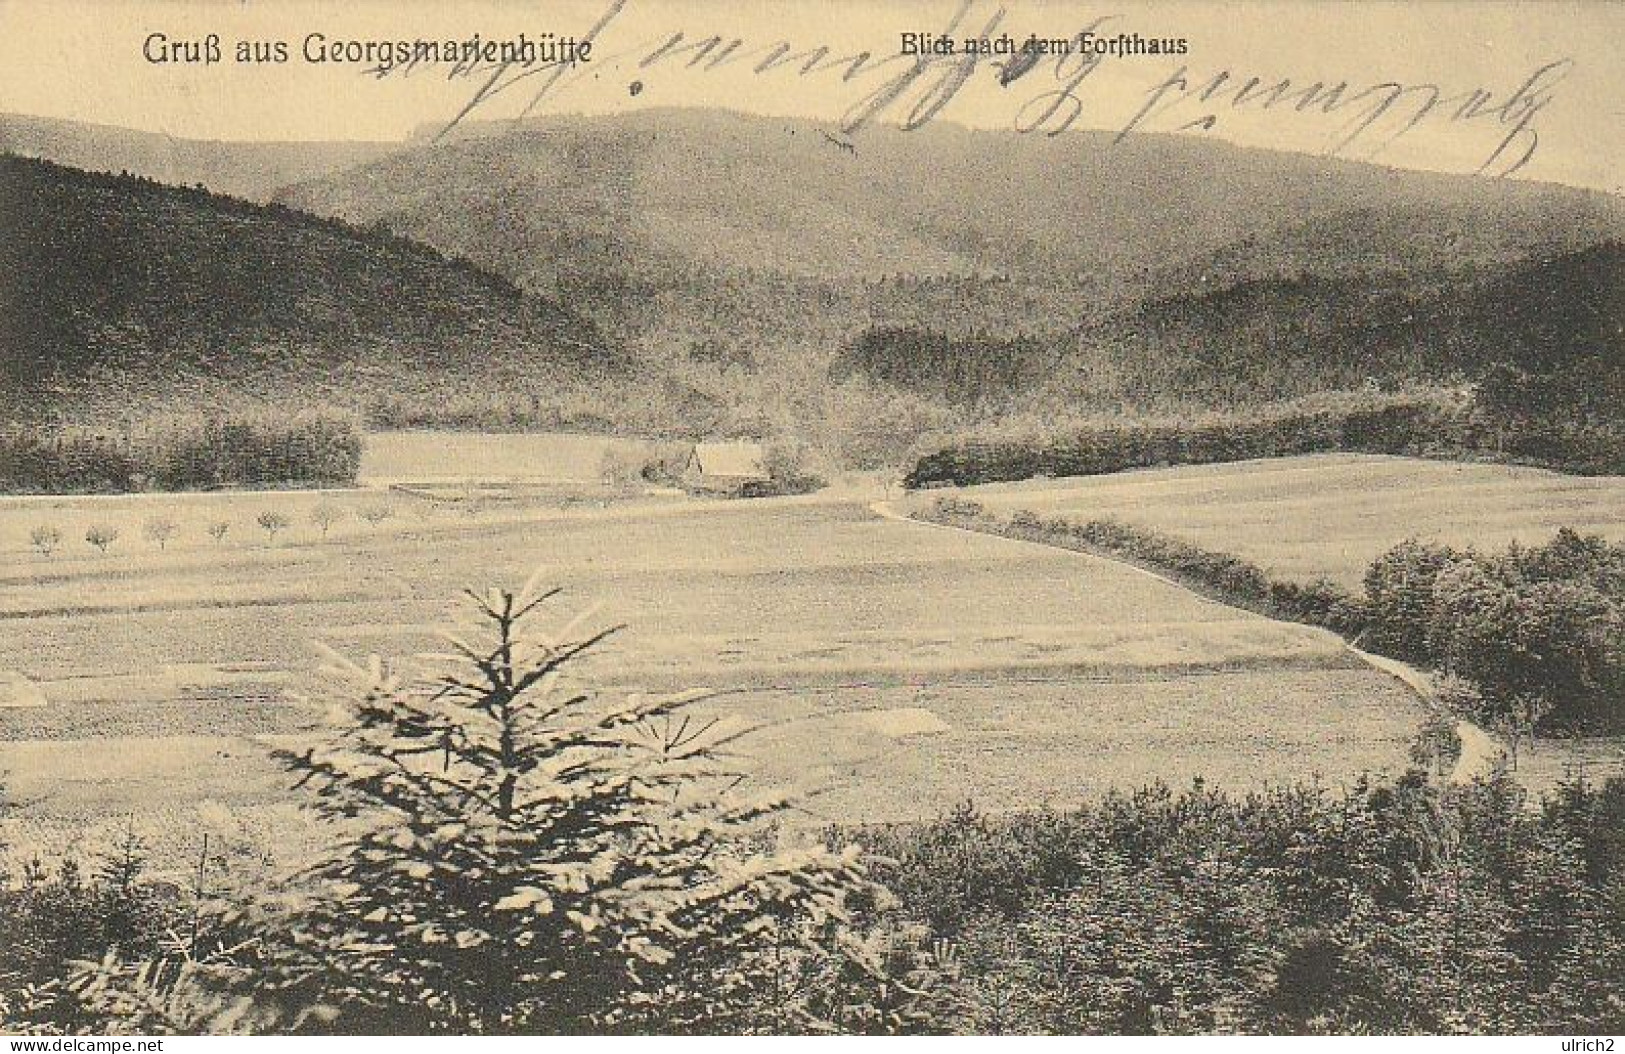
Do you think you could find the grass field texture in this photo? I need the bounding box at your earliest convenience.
[1,487,1425,867]
[956,453,1625,589]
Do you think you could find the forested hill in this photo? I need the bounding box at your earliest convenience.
[0,154,622,420]
[277,109,1625,311]
[1056,241,1625,414]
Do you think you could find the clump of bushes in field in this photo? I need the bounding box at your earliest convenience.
[904,387,1625,489]
[0,413,362,495]
[1363,530,1625,732]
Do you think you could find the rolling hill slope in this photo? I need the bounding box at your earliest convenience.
[271,109,1625,421]
[11,107,1625,442]
[277,109,1625,309]
[0,154,622,421]
[1064,241,1625,409]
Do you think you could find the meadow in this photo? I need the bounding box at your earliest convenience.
[954,453,1625,589]
[0,473,1425,869]
[931,452,1625,788]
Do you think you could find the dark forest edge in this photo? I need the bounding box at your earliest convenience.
[0,414,361,494]
[915,498,1625,736]
[905,387,1625,489]
[1,578,1622,1036]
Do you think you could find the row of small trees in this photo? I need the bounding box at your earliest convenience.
[905,384,1625,488]
[25,503,400,557]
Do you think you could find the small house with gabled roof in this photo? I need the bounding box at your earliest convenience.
[682,440,772,496]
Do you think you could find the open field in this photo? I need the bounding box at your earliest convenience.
[0,488,1428,867]
[952,453,1625,589]
[927,453,1625,789]
[358,431,666,486]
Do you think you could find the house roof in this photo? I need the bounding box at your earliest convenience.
[690,440,769,479]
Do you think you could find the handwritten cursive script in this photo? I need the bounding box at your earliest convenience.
[370,0,1569,178]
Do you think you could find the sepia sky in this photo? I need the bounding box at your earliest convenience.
[0,0,1621,194]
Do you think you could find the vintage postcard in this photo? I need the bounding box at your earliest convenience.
[0,0,1622,1040]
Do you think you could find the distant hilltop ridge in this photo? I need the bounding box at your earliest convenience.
[277,107,1625,297]
[0,112,400,201]
[6,105,1623,203]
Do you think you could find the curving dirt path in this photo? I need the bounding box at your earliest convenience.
[1349,647,1501,782]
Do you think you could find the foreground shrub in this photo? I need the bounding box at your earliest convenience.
[855,769,1625,1034]
[0,830,196,1033]
[252,577,893,1033]
[11,710,1624,1033]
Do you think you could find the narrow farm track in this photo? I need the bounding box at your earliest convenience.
[1351,647,1501,782]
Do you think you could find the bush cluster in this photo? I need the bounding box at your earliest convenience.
[1363,530,1625,731]
[0,414,362,494]
[855,769,1625,1034]
[0,832,194,1029]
